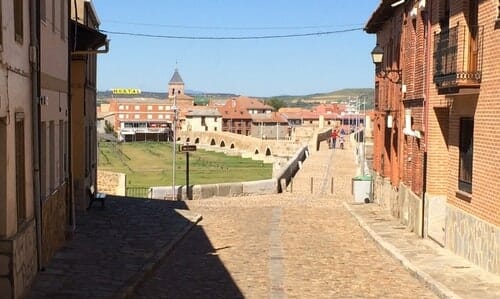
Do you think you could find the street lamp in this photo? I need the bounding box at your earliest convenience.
[371,44,402,84]
[172,95,177,200]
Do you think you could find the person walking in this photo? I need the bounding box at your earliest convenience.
[331,129,338,149]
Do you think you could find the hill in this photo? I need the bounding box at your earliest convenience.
[97,88,374,108]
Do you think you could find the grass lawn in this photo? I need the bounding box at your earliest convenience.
[98,142,272,187]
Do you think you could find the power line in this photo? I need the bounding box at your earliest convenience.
[99,27,364,40]
[102,19,366,31]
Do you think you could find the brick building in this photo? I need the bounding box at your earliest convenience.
[217,96,273,135]
[366,0,500,275]
[103,69,194,142]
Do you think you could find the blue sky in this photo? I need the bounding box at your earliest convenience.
[93,0,380,97]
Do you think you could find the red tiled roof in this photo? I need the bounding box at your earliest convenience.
[217,96,272,119]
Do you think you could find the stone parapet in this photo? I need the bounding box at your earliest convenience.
[445,205,500,275]
[97,170,126,196]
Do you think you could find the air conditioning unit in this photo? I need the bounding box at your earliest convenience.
[418,0,426,10]
[410,7,418,19]
[387,114,394,128]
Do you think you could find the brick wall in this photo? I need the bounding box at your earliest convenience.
[427,0,500,227]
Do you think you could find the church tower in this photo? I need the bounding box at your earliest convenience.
[168,68,185,99]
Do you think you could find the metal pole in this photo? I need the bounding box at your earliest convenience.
[172,95,177,200]
[362,96,367,175]
[310,177,314,194]
[331,177,334,194]
[186,151,190,200]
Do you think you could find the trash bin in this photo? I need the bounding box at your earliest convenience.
[352,175,372,203]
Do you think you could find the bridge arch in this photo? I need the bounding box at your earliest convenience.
[265,148,272,156]
[194,137,200,144]
[230,143,235,149]
[210,138,216,146]
[254,149,259,155]
[220,141,226,147]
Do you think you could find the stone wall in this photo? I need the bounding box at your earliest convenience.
[373,174,423,237]
[41,184,67,268]
[150,179,278,200]
[425,193,446,246]
[399,184,423,237]
[97,171,126,196]
[445,205,500,275]
[150,145,310,201]
[0,220,37,299]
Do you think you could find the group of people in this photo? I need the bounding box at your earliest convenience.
[330,127,346,150]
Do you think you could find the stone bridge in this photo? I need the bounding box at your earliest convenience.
[176,131,305,161]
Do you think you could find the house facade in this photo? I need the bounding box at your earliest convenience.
[183,107,222,132]
[366,0,500,275]
[0,0,38,297]
[218,96,273,135]
[250,112,290,140]
[0,0,107,297]
[70,0,108,211]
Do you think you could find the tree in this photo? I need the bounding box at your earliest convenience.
[104,120,115,134]
[266,98,286,111]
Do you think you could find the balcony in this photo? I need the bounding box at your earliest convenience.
[433,25,483,94]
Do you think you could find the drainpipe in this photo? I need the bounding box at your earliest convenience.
[422,0,432,238]
[67,0,75,232]
[30,0,43,270]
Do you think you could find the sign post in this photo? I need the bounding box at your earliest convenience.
[179,144,197,199]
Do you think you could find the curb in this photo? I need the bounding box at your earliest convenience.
[115,213,203,299]
[342,202,461,299]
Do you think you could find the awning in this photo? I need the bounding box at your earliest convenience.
[69,20,107,51]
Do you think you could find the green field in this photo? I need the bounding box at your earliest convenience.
[98,142,272,187]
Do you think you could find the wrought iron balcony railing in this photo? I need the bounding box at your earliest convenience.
[433,25,483,93]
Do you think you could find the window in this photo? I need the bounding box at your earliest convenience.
[147,114,152,119]
[49,121,55,192]
[51,0,55,32]
[134,114,140,119]
[147,106,153,110]
[60,0,66,39]
[158,115,163,119]
[59,121,65,185]
[439,0,450,29]
[41,0,46,21]
[0,1,3,50]
[135,105,140,110]
[0,119,6,215]
[40,122,47,197]
[458,118,473,194]
[497,0,500,20]
[118,114,124,119]
[14,0,23,43]
[159,106,164,110]
[15,113,26,226]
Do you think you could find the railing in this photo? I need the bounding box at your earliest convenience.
[433,25,483,91]
[126,186,151,198]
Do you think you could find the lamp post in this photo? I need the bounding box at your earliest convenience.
[371,44,402,84]
[172,95,177,200]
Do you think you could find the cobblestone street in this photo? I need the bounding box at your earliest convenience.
[134,196,437,298]
[134,143,438,298]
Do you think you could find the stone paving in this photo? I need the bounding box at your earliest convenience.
[26,199,201,298]
[26,139,500,298]
[133,143,438,298]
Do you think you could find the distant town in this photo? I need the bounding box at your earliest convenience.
[97,69,373,143]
